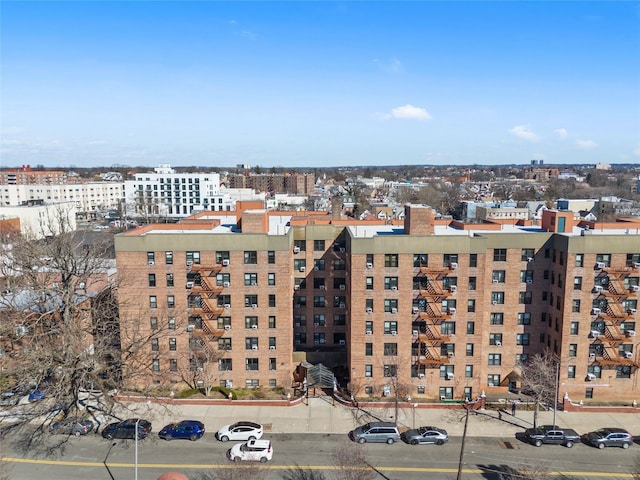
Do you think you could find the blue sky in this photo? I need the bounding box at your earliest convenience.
[2,1,639,168]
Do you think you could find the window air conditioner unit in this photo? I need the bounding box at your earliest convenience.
[339,284,346,290]
[148,260,155,266]
[252,304,258,309]
[222,259,230,266]
[339,248,346,253]
[365,330,373,335]
[186,260,193,266]
[447,352,455,358]
[295,322,301,327]
[366,263,373,269]
[412,330,419,336]
[623,351,634,359]
[391,286,398,291]
[450,262,458,269]
[586,373,596,381]
[418,373,425,379]
[340,303,346,309]
[314,340,320,345]
[589,330,600,338]
[595,262,606,269]
[492,301,498,305]
[593,285,603,292]
[223,281,230,288]
[319,285,325,290]
[526,279,533,284]
[366,308,373,314]
[527,257,534,263]
[591,308,601,315]
[251,282,257,286]
[412,307,419,314]
[186,282,194,289]
[629,308,638,315]
[339,339,346,345]
[391,308,398,314]
[252,345,258,350]
[589,353,596,360]
[488,383,495,388]
[269,346,276,350]
[626,330,636,337]
[631,285,640,292]
[493,279,499,284]
[226,380,233,388]
[314,323,320,327]
[295,340,301,345]
[446,372,454,380]
[391,331,397,336]
[448,307,456,314]
[495,340,501,346]
[224,325,231,330]
[224,304,231,309]
[186,325,194,332]
[251,324,258,329]
[450,285,457,293]
[299,266,306,272]
[293,246,300,253]
[634,262,640,269]
[294,285,300,290]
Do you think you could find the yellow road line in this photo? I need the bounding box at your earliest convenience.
[0,457,634,477]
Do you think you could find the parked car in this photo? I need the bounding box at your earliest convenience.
[523,425,581,448]
[50,417,94,436]
[227,439,273,463]
[585,428,634,449]
[348,422,400,444]
[101,418,152,440]
[159,420,205,441]
[216,421,263,442]
[401,426,449,445]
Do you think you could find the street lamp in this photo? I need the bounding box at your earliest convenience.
[135,400,151,480]
[103,441,117,480]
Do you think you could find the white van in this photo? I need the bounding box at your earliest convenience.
[227,439,273,463]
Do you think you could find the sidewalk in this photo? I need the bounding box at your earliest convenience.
[126,397,640,438]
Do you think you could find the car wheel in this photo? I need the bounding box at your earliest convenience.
[436,440,444,446]
[105,433,114,440]
[189,434,198,441]
[165,435,173,441]
[233,457,240,463]
[260,457,268,463]
[565,441,573,448]
[411,439,418,445]
[598,443,605,449]
[386,438,394,445]
[623,443,630,449]
[221,435,229,443]
[358,437,366,444]
[74,431,81,438]
[249,436,257,441]
[534,440,542,447]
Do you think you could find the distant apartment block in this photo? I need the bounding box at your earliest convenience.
[0,183,124,213]
[115,204,640,403]
[226,172,315,196]
[0,165,66,185]
[0,201,77,239]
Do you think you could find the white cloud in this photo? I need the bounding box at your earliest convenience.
[575,139,598,150]
[554,128,568,139]
[373,57,403,73]
[379,104,432,120]
[508,125,540,141]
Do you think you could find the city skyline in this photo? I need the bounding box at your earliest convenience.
[2,1,639,168]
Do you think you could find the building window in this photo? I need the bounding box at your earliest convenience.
[516,333,530,346]
[587,365,602,378]
[245,295,258,307]
[487,374,500,387]
[246,358,259,371]
[468,277,476,290]
[384,254,399,267]
[147,252,155,264]
[150,317,158,330]
[152,359,160,372]
[218,338,232,351]
[314,259,325,271]
[467,299,476,313]
[365,321,373,334]
[269,358,276,371]
[151,339,159,352]
[314,240,325,251]
[569,344,577,357]
[366,277,374,290]
[313,332,325,344]
[493,249,507,262]
[384,321,398,334]
[520,270,534,283]
[595,254,611,267]
[491,292,505,304]
[245,316,258,329]
[246,379,259,388]
[575,254,584,267]
[466,343,474,356]
[490,313,504,325]
[521,248,534,261]
[167,295,175,308]
[383,365,397,377]
[517,313,531,325]
[384,299,398,312]
[572,299,581,313]
[384,277,399,289]
[465,365,473,378]
[365,365,373,377]
[314,314,326,327]
[567,366,576,379]
[268,316,276,328]
[219,358,232,371]
[268,250,275,264]
[169,359,178,372]
[574,277,582,290]
[617,365,632,379]
[413,254,428,267]
[268,273,275,286]
[466,322,475,335]
[313,296,325,308]
[244,251,258,264]
[365,343,373,356]
[294,240,306,252]
[186,251,200,264]
[441,322,455,335]
[489,333,503,346]
[165,251,173,264]
[516,354,528,364]
[440,365,454,378]
[169,338,176,351]
[168,317,176,330]
[166,273,174,287]
[384,343,398,356]
[244,273,258,286]
[519,292,532,304]
[492,270,506,283]
[488,354,502,366]
[148,274,156,287]
[585,388,593,399]
[439,387,454,400]
[469,254,477,268]
[149,296,157,309]
[269,294,276,307]
[570,322,579,335]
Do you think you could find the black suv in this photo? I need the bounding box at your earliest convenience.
[524,425,581,448]
[102,418,152,440]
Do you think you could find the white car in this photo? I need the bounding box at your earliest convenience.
[216,421,263,442]
[227,439,273,463]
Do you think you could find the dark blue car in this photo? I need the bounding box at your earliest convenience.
[158,420,205,441]
[28,390,46,402]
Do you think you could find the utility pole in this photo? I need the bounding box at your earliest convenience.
[456,406,470,480]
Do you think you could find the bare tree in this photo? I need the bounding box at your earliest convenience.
[332,440,375,480]
[282,465,327,480]
[519,350,559,428]
[192,461,268,480]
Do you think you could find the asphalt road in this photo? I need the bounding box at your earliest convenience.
[1,433,637,480]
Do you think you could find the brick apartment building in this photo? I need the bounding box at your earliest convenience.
[114,203,640,402]
[227,172,315,196]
